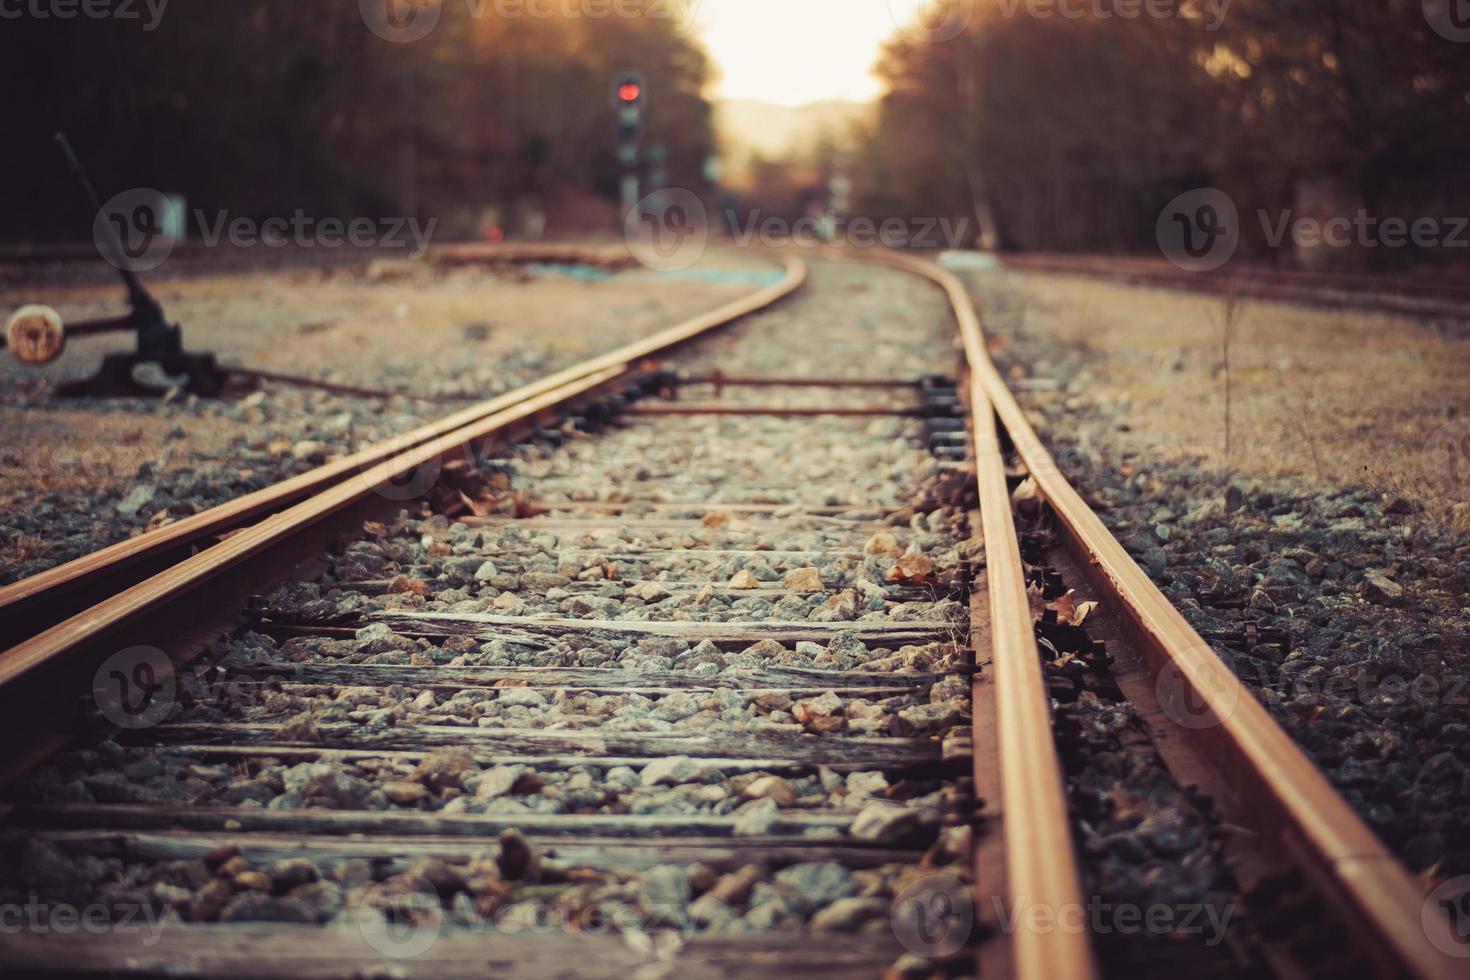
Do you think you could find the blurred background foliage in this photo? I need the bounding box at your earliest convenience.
[852,0,1470,264]
[3,0,714,240]
[3,0,1468,269]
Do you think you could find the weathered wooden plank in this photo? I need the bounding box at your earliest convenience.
[227,661,941,692]
[269,680,921,700]
[127,723,946,770]
[512,479,880,494]
[675,372,924,389]
[462,516,897,533]
[513,500,893,517]
[432,548,870,561]
[623,403,924,417]
[151,745,897,775]
[435,241,633,267]
[338,581,952,602]
[18,804,863,839]
[30,829,919,872]
[256,616,959,652]
[0,926,909,979]
[372,612,958,647]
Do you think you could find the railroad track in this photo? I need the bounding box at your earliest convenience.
[0,252,1461,978]
[997,253,1470,323]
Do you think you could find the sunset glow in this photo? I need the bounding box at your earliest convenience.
[693,0,935,105]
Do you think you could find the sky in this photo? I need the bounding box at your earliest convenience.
[692,0,936,106]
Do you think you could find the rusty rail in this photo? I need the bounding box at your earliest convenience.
[998,253,1470,322]
[0,257,807,648]
[2,246,1460,977]
[872,250,1462,980]
[859,251,1100,979]
[0,256,807,789]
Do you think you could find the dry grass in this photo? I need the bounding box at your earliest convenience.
[0,251,767,512]
[983,271,1470,529]
[0,254,766,388]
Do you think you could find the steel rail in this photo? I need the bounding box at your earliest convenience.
[970,369,1101,978]
[874,250,1461,980]
[998,253,1470,321]
[0,256,807,789]
[1001,252,1470,299]
[850,250,1099,979]
[3,246,1455,977]
[0,256,807,646]
[0,365,622,764]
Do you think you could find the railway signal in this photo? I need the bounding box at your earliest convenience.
[646,144,668,195]
[614,72,645,216]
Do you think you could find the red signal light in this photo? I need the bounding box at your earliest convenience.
[618,83,642,103]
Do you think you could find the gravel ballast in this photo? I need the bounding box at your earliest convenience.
[1,251,767,584]
[964,267,1470,883]
[3,260,980,972]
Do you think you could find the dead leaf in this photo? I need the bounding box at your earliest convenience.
[387,575,430,597]
[512,493,549,519]
[1106,787,1149,824]
[1051,590,1099,626]
[885,552,938,586]
[459,490,495,518]
[1026,583,1047,621]
[1416,861,1446,890]
[1068,600,1099,626]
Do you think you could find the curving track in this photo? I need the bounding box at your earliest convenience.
[0,252,1460,978]
[996,253,1470,323]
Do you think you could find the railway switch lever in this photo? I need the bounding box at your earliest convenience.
[1,134,227,398]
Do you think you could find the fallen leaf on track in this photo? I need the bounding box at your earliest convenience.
[1051,590,1100,626]
[1027,583,1047,621]
[885,552,938,586]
